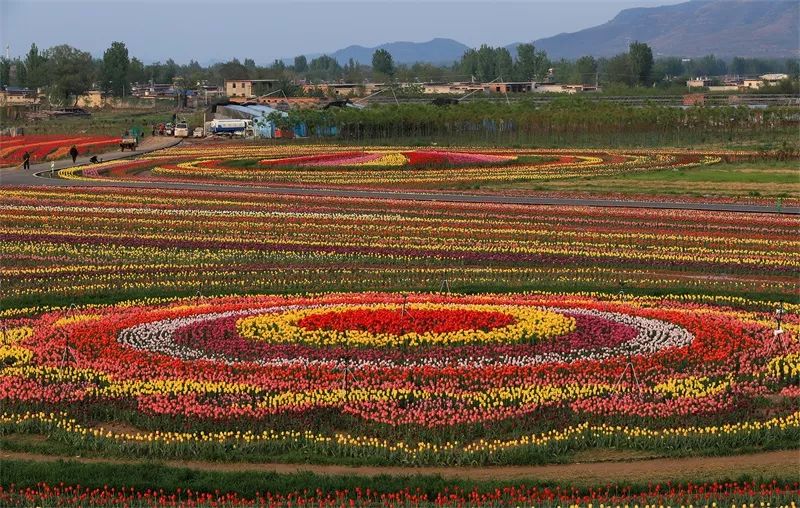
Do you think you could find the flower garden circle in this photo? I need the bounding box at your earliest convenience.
[2,291,798,466]
[56,144,727,189]
[235,303,576,348]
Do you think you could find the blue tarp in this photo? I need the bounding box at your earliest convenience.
[223,104,288,119]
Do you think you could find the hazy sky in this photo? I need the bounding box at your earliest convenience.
[1,0,686,64]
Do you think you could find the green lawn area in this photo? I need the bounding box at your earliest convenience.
[9,109,205,137]
[487,159,800,199]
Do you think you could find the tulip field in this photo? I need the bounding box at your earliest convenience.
[1,139,798,505]
[57,143,730,189]
[2,288,799,464]
[0,135,120,167]
[2,186,798,306]
[1,478,799,507]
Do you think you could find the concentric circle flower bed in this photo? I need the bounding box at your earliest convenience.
[55,144,734,189]
[1,292,797,465]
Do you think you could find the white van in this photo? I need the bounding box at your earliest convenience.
[174,122,190,137]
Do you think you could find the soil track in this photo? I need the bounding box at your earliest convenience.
[2,449,798,482]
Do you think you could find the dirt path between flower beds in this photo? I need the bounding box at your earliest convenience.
[2,449,798,482]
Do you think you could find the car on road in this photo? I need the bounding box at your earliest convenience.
[174,122,190,137]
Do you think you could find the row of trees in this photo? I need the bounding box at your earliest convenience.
[458,44,551,82]
[267,99,798,145]
[1,40,798,104]
[0,42,135,104]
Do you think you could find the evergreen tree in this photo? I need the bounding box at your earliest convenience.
[628,41,653,86]
[102,41,130,96]
[372,49,394,78]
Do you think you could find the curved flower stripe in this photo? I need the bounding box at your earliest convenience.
[47,143,739,190]
[1,410,797,464]
[237,304,575,348]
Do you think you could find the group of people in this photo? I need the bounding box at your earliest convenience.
[21,145,80,170]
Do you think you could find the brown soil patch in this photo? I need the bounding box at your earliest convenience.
[92,421,147,435]
[569,447,659,463]
[1,449,798,483]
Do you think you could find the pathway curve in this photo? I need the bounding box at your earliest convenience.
[1,449,797,482]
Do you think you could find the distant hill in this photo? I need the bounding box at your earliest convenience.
[285,0,798,68]
[328,38,470,66]
[513,0,799,59]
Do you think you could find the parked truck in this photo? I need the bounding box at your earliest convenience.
[119,134,138,151]
[208,119,252,136]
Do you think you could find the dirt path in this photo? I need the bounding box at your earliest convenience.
[2,449,798,482]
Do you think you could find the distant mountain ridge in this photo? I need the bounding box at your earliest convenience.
[312,38,470,66]
[514,0,799,59]
[284,0,798,66]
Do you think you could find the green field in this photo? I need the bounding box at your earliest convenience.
[488,159,800,199]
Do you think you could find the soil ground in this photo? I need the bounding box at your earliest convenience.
[2,449,798,483]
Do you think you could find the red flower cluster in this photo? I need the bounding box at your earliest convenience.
[1,481,797,507]
[297,308,516,335]
[0,135,120,166]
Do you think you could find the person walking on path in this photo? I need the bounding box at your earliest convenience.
[69,145,79,164]
[22,151,30,170]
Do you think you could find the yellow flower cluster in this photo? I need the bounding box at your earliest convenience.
[4,361,616,410]
[0,326,33,345]
[351,152,408,166]
[0,345,32,367]
[2,410,797,461]
[653,376,732,399]
[236,303,576,348]
[766,353,800,379]
[53,314,102,327]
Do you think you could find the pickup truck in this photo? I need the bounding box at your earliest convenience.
[119,135,138,151]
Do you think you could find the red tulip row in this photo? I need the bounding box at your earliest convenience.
[0,135,120,166]
[1,481,797,507]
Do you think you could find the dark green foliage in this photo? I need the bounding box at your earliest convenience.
[372,49,395,78]
[46,44,94,104]
[102,41,130,97]
[2,459,795,498]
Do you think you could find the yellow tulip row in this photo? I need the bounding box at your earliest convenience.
[0,326,33,345]
[6,224,792,273]
[352,152,409,166]
[52,314,102,328]
[6,357,725,410]
[0,345,32,367]
[766,353,800,379]
[2,410,797,458]
[653,376,732,399]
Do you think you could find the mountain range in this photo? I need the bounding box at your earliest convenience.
[524,0,799,59]
[289,0,798,65]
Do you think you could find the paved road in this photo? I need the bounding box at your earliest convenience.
[1,136,181,183]
[2,141,797,215]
